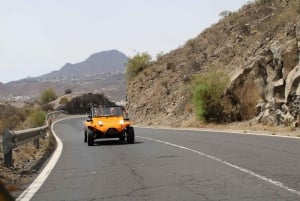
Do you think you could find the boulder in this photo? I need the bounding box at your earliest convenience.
[285,64,300,102]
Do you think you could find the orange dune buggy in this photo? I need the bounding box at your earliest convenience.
[83,105,134,146]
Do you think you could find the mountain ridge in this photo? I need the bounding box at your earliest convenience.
[1,50,128,102]
[39,49,127,79]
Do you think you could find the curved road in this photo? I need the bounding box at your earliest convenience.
[21,117,300,200]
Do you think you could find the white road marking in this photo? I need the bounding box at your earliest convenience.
[138,136,300,196]
[16,119,64,201]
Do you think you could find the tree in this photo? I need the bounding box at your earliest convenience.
[126,52,151,81]
[40,88,57,104]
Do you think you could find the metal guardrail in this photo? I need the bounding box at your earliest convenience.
[2,110,66,167]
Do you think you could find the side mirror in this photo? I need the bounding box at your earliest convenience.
[124,118,130,121]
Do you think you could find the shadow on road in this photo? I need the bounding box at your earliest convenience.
[93,139,143,146]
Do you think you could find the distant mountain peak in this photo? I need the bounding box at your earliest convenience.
[64,62,73,66]
[40,50,128,79]
[0,50,128,102]
[86,49,125,60]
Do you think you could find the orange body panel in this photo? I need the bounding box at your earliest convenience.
[84,116,131,134]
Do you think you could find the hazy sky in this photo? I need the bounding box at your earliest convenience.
[0,0,250,83]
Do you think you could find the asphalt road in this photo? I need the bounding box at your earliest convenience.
[25,117,300,201]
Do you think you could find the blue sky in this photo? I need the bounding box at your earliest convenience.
[0,0,250,83]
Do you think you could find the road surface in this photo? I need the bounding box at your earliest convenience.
[21,117,300,201]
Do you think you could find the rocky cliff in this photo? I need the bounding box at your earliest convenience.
[127,0,300,128]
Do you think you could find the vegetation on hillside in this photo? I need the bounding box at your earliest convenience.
[126,52,152,81]
[27,108,46,128]
[40,88,57,105]
[0,104,46,131]
[191,72,229,122]
[59,97,69,105]
[0,104,29,131]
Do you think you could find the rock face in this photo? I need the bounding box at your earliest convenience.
[127,0,300,127]
[225,37,300,126]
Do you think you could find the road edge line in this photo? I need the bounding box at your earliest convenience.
[16,119,65,201]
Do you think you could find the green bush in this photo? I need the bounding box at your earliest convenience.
[59,97,69,105]
[126,52,151,81]
[28,108,46,128]
[40,88,57,104]
[192,72,229,122]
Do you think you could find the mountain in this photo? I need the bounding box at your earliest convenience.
[40,50,128,79]
[127,0,300,128]
[1,50,128,102]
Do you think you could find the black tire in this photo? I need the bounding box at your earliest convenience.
[84,128,87,143]
[126,127,135,144]
[87,128,94,146]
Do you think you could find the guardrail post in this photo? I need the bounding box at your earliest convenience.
[3,129,15,168]
[34,139,40,149]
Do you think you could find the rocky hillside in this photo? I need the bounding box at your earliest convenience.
[127,0,300,128]
[1,50,128,102]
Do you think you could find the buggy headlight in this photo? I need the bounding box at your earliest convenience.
[98,121,103,126]
[119,120,124,125]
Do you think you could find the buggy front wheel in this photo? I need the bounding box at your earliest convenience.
[87,129,94,146]
[126,127,135,144]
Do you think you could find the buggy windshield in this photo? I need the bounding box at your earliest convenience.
[92,106,122,117]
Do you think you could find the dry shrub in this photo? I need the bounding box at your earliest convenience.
[166,62,175,70]
[186,38,197,51]
[126,52,152,81]
[160,78,169,89]
[274,1,300,27]
[0,105,28,130]
[59,97,69,105]
[27,108,46,128]
[185,103,194,113]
